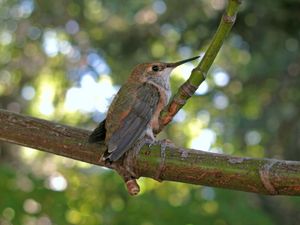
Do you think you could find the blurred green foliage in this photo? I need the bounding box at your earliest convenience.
[0,0,300,224]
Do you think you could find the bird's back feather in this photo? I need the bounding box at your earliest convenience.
[105,82,160,161]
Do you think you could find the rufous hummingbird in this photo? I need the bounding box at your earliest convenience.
[89,56,199,162]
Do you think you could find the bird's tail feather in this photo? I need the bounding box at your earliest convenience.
[88,119,106,143]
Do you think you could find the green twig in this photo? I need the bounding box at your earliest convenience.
[157,0,241,133]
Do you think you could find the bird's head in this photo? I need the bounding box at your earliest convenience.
[129,56,199,88]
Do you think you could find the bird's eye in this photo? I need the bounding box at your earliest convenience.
[152,65,159,72]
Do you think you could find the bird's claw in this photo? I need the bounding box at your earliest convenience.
[156,139,176,148]
[154,139,176,182]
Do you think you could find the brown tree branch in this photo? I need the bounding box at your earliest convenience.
[1,109,300,196]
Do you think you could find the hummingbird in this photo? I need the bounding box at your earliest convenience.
[89,56,199,162]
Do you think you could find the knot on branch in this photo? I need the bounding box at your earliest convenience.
[125,179,140,195]
[157,82,198,133]
[106,145,141,195]
[192,68,207,79]
[179,81,198,99]
[223,14,237,24]
[169,81,198,115]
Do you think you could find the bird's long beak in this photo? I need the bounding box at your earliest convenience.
[166,56,200,68]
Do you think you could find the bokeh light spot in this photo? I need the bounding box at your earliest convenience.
[16,173,34,192]
[65,20,80,35]
[211,0,226,10]
[245,130,262,146]
[0,31,13,45]
[202,201,219,215]
[42,30,59,57]
[27,26,41,40]
[2,208,15,221]
[190,129,216,151]
[173,109,186,122]
[39,101,54,116]
[47,173,68,191]
[21,85,35,100]
[59,40,72,55]
[195,81,209,95]
[197,110,210,125]
[201,187,216,200]
[64,74,118,113]
[23,199,41,214]
[7,102,21,113]
[135,8,157,24]
[178,46,193,58]
[66,209,81,224]
[168,185,190,207]
[173,63,195,80]
[151,42,165,58]
[228,80,242,94]
[87,52,111,74]
[213,70,230,87]
[36,216,52,225]
[17,0,34,18]
[213,93,229,109]
[152,0,167,14]
[285,38,298,52]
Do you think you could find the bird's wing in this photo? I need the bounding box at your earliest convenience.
[106,82,160,162]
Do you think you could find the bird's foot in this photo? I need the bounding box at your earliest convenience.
[156,139,176,148]
[132,136,154,155]
[154,139,176,182]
